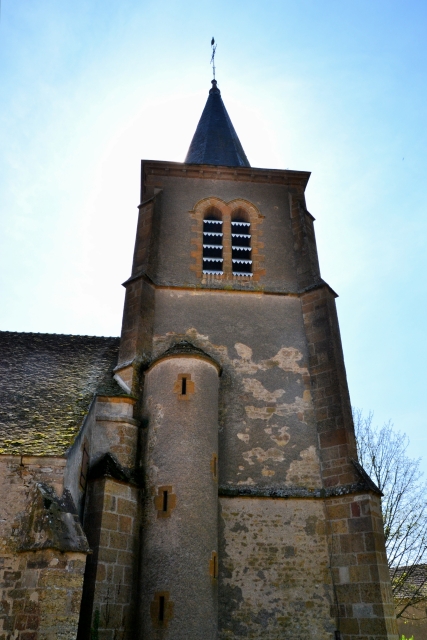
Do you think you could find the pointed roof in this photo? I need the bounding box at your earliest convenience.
[185,80,250,167]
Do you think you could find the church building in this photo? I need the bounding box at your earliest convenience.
[0,78,398,640]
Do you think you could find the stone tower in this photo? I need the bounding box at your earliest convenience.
[110,79,398,639]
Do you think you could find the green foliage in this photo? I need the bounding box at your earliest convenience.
[400,635,414,640]
[90,609,100,640]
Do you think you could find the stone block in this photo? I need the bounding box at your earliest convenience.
[109,531,128,551]
[339,617,360,634]
[358,616,388,635]
[104,494,117,513]
[340,533,365,554]
[96,563,107,582]
[327,503,350,520]
[116,550,133,566]
[349,565,372,584]
[335,583,361,603]
[99,530,110,547]
[331,553,357,567]
[331,519,348,534]
[104,480,130,498]
[98,548,118,564]
[117,498,137,517]
[100,602,123,629]
[123,566,133,586]
[113,564,124,584]
[118,515,132,533]
[101,512,119,531]
[354,552,378,569]
[348,517,372,534]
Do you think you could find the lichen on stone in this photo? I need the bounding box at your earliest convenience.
[0,331,123,456]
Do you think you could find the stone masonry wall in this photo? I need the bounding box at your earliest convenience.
[325,493,398,640]
[117,276,155,378]
[1,549,86,640]
[219,496,335,639]
[78,477,139,640]
[301,286,358,487]
[131,199,155,277]
[92,397,138,469]
[289,192,321,291]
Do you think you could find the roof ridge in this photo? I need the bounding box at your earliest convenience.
[0,330,120,340]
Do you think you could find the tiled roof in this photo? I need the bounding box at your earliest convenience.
[392,564,427,599]
[0,331,122,456]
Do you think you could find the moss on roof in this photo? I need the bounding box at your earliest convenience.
[0,331,122,456]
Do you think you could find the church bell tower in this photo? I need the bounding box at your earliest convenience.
[112,78,398,640]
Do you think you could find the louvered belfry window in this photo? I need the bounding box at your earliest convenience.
[232,217,252,276]
[203,213,223,275]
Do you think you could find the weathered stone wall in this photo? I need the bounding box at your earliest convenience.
[139,355,220,640]
[65,395,138,517]
[64,401,97,517]
[91,397,138,469]
[0,456,86,640]
[131,199,155,277]
[1,549,86,640]
[150,289,321,490]
[118,276,155,376]
[0,456,66,563]
[219,496,335,639]
[289,191,321,290]
[78,477,139,640]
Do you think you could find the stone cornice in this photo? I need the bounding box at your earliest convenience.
[146,340,222,375]
[141,159,311,192]
[219,480,381,499]
[122,270,338,298]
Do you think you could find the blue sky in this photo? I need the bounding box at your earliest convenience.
[1,0,426,472]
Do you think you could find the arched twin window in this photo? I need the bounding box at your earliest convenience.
[202,209,252,276]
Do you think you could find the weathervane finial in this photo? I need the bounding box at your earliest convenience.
[210,37,217,80]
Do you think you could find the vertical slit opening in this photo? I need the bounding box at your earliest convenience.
[159,596,165,622]
[203,211,223,274]
[162,490,168,512]
[181,376,187,395]
[213,554,218,579]
[232,215,252,276]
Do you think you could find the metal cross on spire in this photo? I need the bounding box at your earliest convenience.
[210,37,217,79]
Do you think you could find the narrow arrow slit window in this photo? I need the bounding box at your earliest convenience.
[158,595,165,622]
[203,213,223,275]
[232,217,252,276]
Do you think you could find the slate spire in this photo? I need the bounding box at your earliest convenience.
[185,80,250,167]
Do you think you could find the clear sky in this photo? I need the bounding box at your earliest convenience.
[1,1,426,472]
